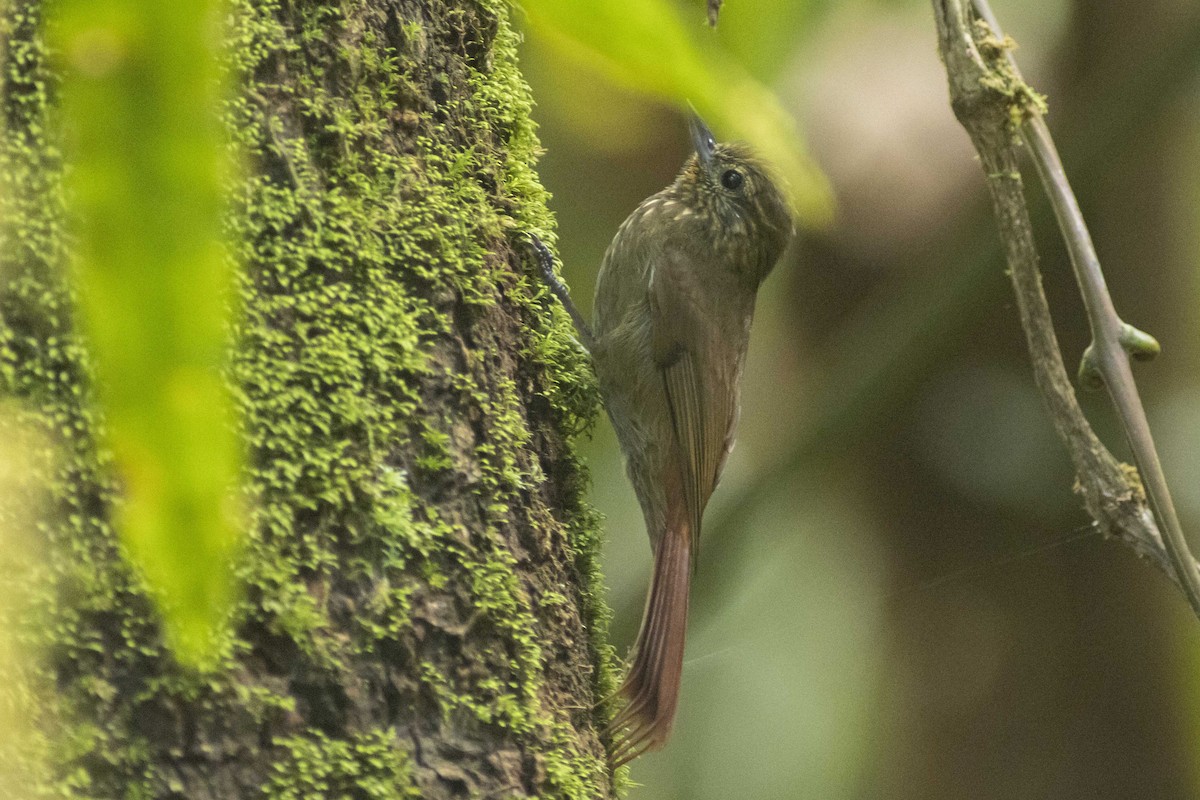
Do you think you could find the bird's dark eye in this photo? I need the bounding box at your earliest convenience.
[721,169,744,191]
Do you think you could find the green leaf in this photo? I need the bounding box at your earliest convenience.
[687,0,832,82]
[50,0,241,666]
[518,0,833,226]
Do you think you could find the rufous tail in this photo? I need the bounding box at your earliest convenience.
[605,523,692,768]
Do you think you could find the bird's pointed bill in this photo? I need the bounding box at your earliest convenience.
[688,107,717,166]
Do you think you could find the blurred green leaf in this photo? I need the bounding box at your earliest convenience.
[51,0,241,666]
[518,0,834,227]
[694,0,833,81]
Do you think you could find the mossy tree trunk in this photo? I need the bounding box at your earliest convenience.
[0,0,616,797]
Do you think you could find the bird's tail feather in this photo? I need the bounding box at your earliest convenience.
[605,523,692,768]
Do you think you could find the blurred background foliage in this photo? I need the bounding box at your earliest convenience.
[0,415,56,794]
[518,0,1200,796]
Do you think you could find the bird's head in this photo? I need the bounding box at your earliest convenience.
[674,110,795,282]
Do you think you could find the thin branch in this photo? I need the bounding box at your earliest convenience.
[932,0,1200,613]
[707,0,723,27]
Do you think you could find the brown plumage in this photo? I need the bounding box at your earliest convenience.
[531,112,793,767]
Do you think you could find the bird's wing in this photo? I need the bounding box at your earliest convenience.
[648,254,735,557]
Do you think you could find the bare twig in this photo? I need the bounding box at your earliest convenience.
[931,0,1200,613]
[707,0,723,27]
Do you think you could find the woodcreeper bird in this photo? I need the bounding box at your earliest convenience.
[530,111,793,767]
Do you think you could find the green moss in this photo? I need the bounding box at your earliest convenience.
[972,22,1049,126]
[2,0,617,796]
[264,730,420,799]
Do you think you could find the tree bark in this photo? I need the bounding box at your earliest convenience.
[0,0,616,797]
